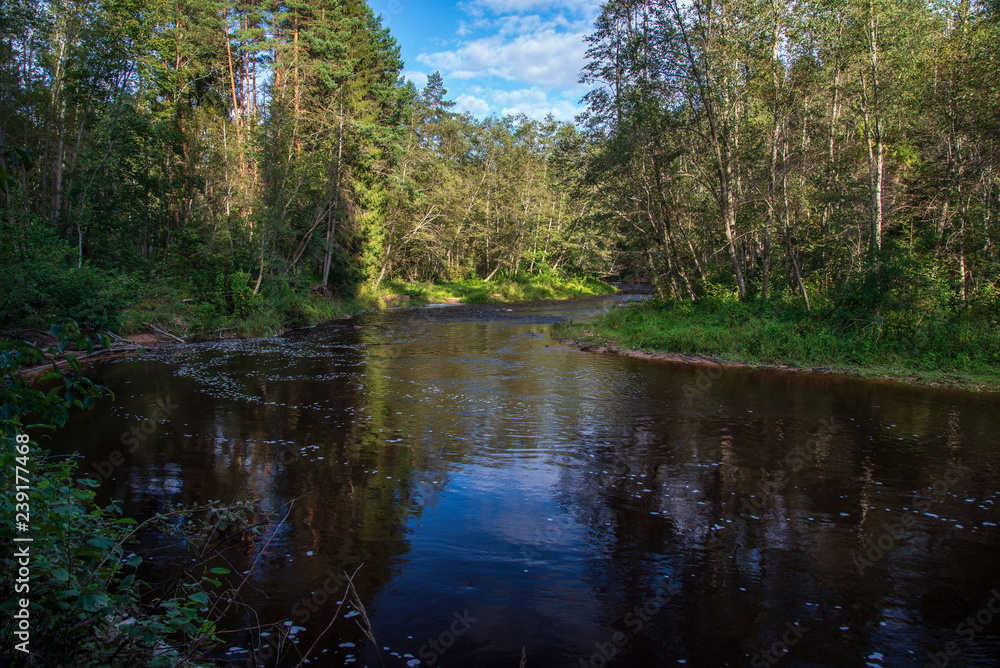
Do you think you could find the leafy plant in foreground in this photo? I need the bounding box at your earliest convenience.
[0,321,265,666]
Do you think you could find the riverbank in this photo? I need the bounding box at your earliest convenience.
[556,298,1000,393]
[6,275,614,352]
[117,274,612,341]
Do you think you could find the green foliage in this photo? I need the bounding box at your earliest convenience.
[229,269,261,319]
[1,0,996,378]
[382,274,614,305]
[0,320,111,428]
[0,323,262,665]
[0,216,134,329]
[0,146,33,186]
[563,294,1000,387]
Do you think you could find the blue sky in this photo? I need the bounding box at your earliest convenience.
[367,0,602,122]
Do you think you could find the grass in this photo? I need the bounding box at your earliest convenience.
[556,297,1000,392]
[380,274,614,306]
[114,273,614,341]
[117,283,366,341]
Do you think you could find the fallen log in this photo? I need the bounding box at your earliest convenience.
[147,322,185,344]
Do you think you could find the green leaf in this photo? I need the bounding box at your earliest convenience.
[125,554,142,567]
[188,591,209,605]
[86,536,116,550]
[209,567,230,575]
[12,147,33,170]
[117,517,138,525]
[78,594,107,612]
[51,568,70,582]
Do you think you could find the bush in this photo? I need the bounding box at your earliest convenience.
[0,216,135,329]
[0,323,263,666]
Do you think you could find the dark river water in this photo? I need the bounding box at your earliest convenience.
[56,296,1000,667]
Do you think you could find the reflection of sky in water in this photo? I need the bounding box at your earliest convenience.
[56,297,1000,667]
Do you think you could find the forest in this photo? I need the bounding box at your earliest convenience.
[570,0,1000,377]
[3,1,1000,665]
[0,0,608,336]
[1,0,999,362]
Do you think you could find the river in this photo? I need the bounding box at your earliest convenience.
[58,296,1000,667]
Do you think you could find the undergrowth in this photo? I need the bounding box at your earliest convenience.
[112,272,613,341]
[559,293,1000,390]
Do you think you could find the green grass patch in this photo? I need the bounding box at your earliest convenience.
[118,279,366,341]
[557,297,1000,391]
[114,273,612,341]
[382,274,614,306]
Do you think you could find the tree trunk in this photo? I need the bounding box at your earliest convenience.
[224,11,241,142]
[782,130,810,309]
[322,96,346,286]
[860,1,883,254]
[762,6,781,301]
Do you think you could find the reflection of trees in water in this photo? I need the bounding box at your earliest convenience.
[552,374,1000,665]
[56,311,1000,666]
[68,329,423,665]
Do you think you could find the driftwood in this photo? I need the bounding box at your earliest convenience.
[16,344,142,379]
[146,322,185,343]
[102,330,131,344]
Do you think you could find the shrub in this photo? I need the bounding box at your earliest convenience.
[0,322,262,666]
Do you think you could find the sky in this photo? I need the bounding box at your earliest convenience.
[366,0,603,122]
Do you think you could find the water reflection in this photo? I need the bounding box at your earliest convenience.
[57,297,1000,667]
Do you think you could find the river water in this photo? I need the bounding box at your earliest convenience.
[58,296,1000,667]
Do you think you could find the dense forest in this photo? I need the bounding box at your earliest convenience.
[581,0,999,307]
[2,1,1000,663]
[0,0,604,333]
[1,0,999,342]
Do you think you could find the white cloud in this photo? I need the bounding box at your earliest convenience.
[457,86,583,122]
[500,98,582,122]
[459,0,601,15]
[491,88,547,105]
[455,93,491,116]
[416,0,601,120]
[403,70,429,87]
[417,27,589,90]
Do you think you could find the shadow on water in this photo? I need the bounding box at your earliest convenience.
[57,296,1000,667]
